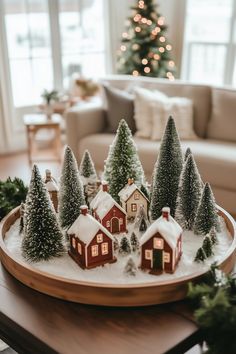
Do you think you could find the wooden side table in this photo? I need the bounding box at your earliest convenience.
[24,114,62,165]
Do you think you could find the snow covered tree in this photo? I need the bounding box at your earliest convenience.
[79,150,97,182]
[130,232,140,252]
[104,119,145,202]
[193,183,220,236]
[209,227,218,245]
[134,204,149,232]
[184,147,192,161]
[150,116,183,220]
[194,247,206,263]
[117,0,176,80]
[175,154,202,230]
[59,146,85,230]
[140,183,150,200]
[202,235,213,257]
[119,235,131,256]
[113,235,119,252]
[22,165,64,262]
[124,257,137,276]
[19,202,25,234]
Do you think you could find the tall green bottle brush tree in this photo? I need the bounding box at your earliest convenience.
[117,0,176,79]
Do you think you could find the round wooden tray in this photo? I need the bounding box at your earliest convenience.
[0,206,235,307]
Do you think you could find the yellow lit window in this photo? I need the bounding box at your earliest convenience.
[145,250,152,260]
[153,238,164,249]
[97,234,103,243]
[91,245,98,257]
[77,243,82,255]
[163,252,170,263]
[72,237,76,248]
[101,242,108,255]
[131,203,137,212]
[106,221,110,227]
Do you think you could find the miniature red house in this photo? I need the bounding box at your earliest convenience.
[68,205,116,269]
[118,178,149,220]
[44,169,59,212]
[140,207,182,274]
[90,181,127,234]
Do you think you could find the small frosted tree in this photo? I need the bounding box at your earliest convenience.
[104,119,145,202]
[134,204,149,232]
[202,235,213,257]
[79,150,97,182]
[59,146,85,230]
[150,116,183,220]
[119,235,131,256]
[130,232,140,252]
[209,227,218,245]
[193,183,220,236]
[124,257,137,276]
[194,247,206,263]
[184,147,192,161]
[22,165,64,262]
[175,154,202,230]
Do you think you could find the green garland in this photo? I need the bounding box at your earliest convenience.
[188,264,236,354]
[0,177,28,220]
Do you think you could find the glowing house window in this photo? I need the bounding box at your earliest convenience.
[145,250,152,260]
[106,221,110,227]
[72,238,76,248]
[153,238,164,249]
[97,234,103,243]
[134,192,140,200]
[101,242,108,255]
[91,245,98,257]
[131,203,137,212]
[119,218,123,225]
[164,252,170,263]
[77,243,82,255]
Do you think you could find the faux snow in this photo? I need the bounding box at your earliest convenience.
[45,180,59,192]
[4,217,232,285]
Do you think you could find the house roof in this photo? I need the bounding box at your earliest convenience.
[90,189,126,219]
[45,180,59,192]
[140,215,182,249]
[118,183,148,203]
[68,212,114,244]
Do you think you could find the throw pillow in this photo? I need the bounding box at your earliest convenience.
[102,85,136,133]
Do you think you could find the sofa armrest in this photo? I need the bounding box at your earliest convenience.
[65,103,106,160]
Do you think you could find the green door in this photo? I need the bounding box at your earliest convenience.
[153,250,163,270]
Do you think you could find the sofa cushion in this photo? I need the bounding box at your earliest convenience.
[78,134,236,191]
[102,85,136,133]
[101,76,212,138]
[207,87,236,142]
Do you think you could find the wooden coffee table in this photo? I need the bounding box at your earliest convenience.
[0,262,203,354]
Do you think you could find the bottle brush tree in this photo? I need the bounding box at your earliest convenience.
[124,257,137,276]
[202,235,213,258]
[59,146,85,230]
[175,154,202,230]
[130,232,140,252]
[104,119,145,202]
[150,116,183,220]
[194,247,206,263]
[194,182,220,236]
[22,165,64,262]
[79,150,97,183]
[117,0,176,79]
[119,235,131,256]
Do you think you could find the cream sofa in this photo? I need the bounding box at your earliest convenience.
[65,76,236,215]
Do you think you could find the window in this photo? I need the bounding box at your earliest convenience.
[134,192,140,200]
[163,252,170,263]
[1,0,107,108]
[106,221,110,228]
[72,237,76,248]
[77,243,82,254]
[91,245,98,257]
[119,218,123,225]
[183,0,236,86]
[153,238,164,250]
[97,234,103,243]
[145,250,152,260]
[101,242,108,255]
[131,203,137,212]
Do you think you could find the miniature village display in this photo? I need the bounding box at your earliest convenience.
[2,117,233,288]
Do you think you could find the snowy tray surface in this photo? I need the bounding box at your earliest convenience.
[4,217,232,285]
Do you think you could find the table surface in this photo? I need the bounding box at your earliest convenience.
[0,262,202,354]
[23,114,62,126]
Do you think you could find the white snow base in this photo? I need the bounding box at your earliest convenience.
[4,217,232,285]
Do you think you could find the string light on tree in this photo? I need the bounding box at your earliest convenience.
[117,0,176,79]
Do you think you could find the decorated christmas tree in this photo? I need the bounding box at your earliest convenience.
[124,257,137,276]
[134,204,149,232]
[194,247,206,263]
[193,183,220,236]
[104,119,145,202]
[119,235,131,256]
[130,232,140,252]
[175,154,202,230]
[150,116,183,220]
[202,235,213,258]
[22,165,64,262]
[117,0,176,79]
[59,146,85,230]
[79,150,97,183]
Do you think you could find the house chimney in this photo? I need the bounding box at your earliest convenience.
[102,180,108,192]
[80,205,88,215]
[45,169,52,182]
[162,207,170,221]
[128,178,134,185]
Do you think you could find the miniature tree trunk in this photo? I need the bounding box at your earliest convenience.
[193,182,220,236]
[175,154,202,230]
[124,257,137,276]
[104,119,145,202]
[22,165,64,262]
[119,235,131,256]
[130,232,140,252]
[59,146,85,230]
[194,247,206,263]
[150,116,183,220]
[202,235,213,257]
